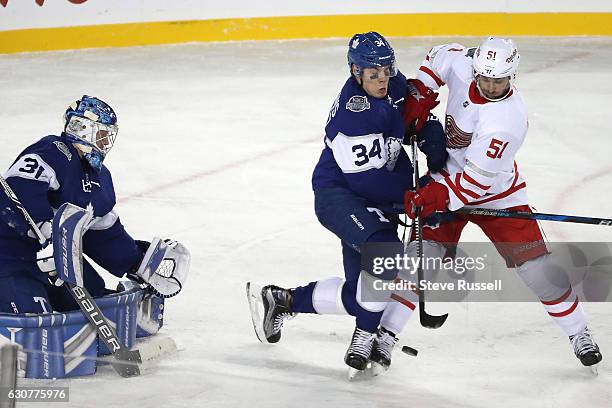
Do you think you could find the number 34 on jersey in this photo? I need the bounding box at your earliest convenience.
[327,132,400,173]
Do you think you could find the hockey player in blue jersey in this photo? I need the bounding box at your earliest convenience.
[247,32,447,374]
[0,95,190,315]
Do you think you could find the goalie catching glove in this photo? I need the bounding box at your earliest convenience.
[131,237,191,298]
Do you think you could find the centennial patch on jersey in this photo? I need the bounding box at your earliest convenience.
[346,95,370,113]
[53,141,72,161]
[445,115,473,149]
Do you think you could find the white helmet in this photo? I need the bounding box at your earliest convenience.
[473,36,519,78]
[473,37,519,99]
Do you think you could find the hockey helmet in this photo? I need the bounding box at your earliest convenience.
[347,31,397,78]
[473,37,520,100]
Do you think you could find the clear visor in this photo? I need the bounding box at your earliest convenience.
[66,116,118,156]
[364,63,397,80]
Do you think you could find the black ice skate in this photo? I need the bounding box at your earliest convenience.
[570,326,602,368]
[370,327,399,371]
[246,282,295,344]
[345,327,376,371]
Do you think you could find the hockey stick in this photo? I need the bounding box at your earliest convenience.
[0,175,141,377]
[410,136,449,329]
[456,207,612,226]
[390,204,612,227]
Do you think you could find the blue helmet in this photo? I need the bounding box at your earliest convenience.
[347,31,396,77]
[63,95,118,171]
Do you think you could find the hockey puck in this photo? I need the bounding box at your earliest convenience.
[401,345,418,357]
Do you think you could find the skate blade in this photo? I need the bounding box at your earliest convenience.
[589,364,599,376]
[246,282,269,344]
[370,362,387,376]
[347,362,384,382]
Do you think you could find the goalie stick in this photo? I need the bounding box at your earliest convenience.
[0,175,141,377]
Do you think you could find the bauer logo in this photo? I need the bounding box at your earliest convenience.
[71,286,122,352]
[61,226,69,280]
[346,95,370,113]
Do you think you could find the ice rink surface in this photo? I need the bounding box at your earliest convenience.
[1,36,611,407]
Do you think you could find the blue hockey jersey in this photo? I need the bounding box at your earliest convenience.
[312,72,414,207]
[0,135,142,282]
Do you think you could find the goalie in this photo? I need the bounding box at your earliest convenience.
[0,95,190,315]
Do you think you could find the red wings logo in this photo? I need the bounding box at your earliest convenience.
[445,115,473,149]
[1,0,88,7]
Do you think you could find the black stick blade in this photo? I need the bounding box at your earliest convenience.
[111,349,142,377]
[420,307,448,329]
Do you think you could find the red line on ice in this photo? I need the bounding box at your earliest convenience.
[118,136,320,203]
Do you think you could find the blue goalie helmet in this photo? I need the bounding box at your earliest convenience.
[63,95,118,171]
[347,31,396,77]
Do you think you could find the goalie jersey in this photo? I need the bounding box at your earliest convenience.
[312,72,414,207]
[0,135,142,283]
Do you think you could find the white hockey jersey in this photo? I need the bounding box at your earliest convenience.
[416,43,530,210]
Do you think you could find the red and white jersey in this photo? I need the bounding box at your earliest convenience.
[416,43,530,210]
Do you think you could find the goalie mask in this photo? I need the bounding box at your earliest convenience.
[63,95,118,171]
[473,37,520,101]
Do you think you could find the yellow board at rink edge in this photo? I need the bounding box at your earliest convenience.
[1,12,611,54]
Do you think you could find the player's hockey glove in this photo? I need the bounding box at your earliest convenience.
[404,181,449,219]
[416,118,448,173]
[403,78,440,135]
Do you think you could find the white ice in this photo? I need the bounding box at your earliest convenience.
[1,36,611,407]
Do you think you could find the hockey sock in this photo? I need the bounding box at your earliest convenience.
[380,290,418,335]
[290,282,317,314]
[540,287,587,337]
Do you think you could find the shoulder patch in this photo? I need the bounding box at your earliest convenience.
[53,141,72,161]
[345,95,370,113]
